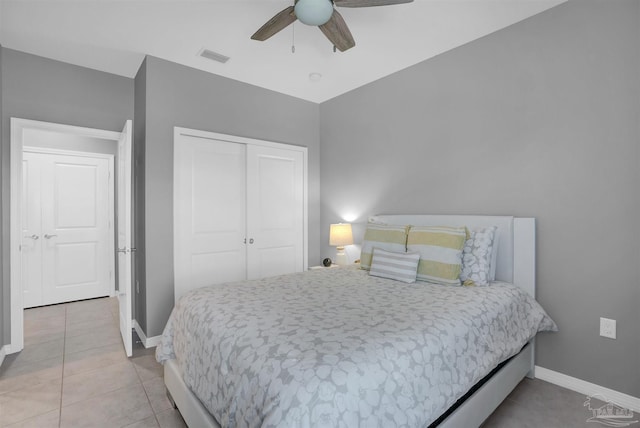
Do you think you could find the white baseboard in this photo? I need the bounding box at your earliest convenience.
[0,344,9,367]
[133,320,161,349]
[535,366,640,412]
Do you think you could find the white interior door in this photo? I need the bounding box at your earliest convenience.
[117,120,133,357]
[174,135,247,301]
[246,145,304,280]
[22,151,112,308]
[21,154,43,308]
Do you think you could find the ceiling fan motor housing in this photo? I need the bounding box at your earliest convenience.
[295,0,334,26]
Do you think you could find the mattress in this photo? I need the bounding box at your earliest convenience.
[157,266,556,427]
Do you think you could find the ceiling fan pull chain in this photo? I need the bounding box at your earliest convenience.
[292,22,296,53]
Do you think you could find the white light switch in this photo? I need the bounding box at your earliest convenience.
[600,317,616,339]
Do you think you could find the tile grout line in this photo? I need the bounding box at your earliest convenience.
[132,348,163,427]
[113,297,161,428]
[58,304,67,428]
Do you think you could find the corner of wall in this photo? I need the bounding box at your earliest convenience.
[0,44,7,349]
[133,56,147,336]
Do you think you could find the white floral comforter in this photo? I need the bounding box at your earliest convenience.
[157,266,556,428]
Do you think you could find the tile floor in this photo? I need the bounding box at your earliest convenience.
[1,297,601,427]
[481,377,607,428]
[0,297,185,428]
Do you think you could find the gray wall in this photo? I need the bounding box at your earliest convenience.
[0,45,5,345]
[320,0,640,397]
[0,48,134,346]
[134,58,147,336]
[137,56,321,337]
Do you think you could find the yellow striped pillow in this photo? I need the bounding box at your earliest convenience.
[360,223,409,270]
[407,225,467,286]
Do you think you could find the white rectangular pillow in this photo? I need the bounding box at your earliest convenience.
[369,248,420,283]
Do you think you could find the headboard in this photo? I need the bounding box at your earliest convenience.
[368,215,536,298]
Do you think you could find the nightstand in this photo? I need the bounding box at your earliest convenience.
[309,265,340,270]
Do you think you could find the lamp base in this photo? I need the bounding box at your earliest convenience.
[335,246,349,266]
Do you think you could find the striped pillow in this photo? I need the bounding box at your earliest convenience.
[407,225,467,286]
[369,248,420,283]
[360,223,409,270]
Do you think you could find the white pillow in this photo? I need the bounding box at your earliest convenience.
[460,226,497,286]
[369,248,420,283]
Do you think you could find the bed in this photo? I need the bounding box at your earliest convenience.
[157,215,557,427]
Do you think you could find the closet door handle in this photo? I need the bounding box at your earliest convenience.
[24,234,39,240]
[44,234,57,239]
[249,238,254,244]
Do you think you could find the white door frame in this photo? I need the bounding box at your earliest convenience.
[22,146,116,303]
[9,118,124,354]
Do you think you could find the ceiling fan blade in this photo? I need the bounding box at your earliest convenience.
[251,6,297,41]
[319,10,355,52]
[335,0,413,7]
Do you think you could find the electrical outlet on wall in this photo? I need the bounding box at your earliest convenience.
[600,317,616,339]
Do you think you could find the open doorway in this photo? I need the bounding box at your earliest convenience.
[9,118,134,357]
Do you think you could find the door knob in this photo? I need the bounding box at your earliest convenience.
[24,234,39,240]
[249,238,255,244]
[44,234,58,239]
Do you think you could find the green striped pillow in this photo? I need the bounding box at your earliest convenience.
[360,223,409,270]
[407,225,467,286]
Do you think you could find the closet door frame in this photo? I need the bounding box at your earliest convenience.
[173,127,309,299]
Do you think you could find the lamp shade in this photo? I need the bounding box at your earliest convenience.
[294,0,334,26]
[329,223,353,247]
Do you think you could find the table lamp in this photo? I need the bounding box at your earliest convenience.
[329,223,353,266]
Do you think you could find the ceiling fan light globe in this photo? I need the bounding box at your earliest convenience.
[294,0,334,26]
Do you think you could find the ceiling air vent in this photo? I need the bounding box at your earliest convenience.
[198,48,230,64]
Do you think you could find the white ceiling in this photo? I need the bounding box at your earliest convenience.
[0,0,565,103]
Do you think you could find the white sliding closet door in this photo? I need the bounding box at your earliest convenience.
[246,145,304,280]
[174,129,307,301]
[174,135,247,299]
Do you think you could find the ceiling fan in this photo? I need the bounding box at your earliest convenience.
[251,0,414,52]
